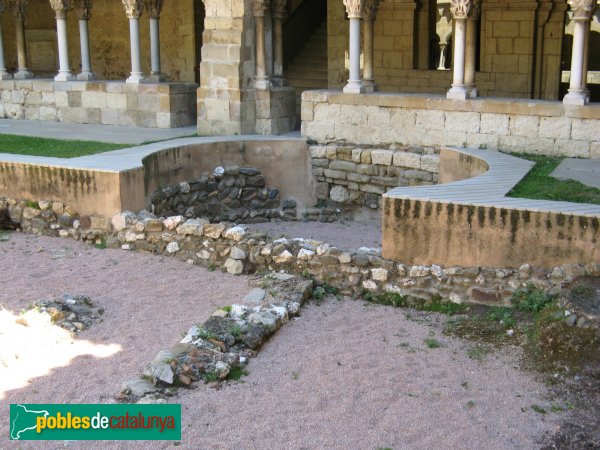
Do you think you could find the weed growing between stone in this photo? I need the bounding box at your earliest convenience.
[361,291,467,316]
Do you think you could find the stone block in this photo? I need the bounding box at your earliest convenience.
[39,106,57,121]
[420,154,440,173]
[591,142,600,159]
[509,115,540,136]
[571,119,600,141]
[445,111,480,133]
[416,109,445,130]
[552,140,590,158]
[393,151,421,169]
[480,113,509,135]
[538,117,572,140]
[107,93,127,110]
[323,169,347,180]
[329,160,357,172]
[371,149,394,165]
[81,91,108,109]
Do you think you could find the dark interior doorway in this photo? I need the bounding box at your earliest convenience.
[194,0,206,85]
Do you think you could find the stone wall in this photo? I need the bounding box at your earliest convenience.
[326,0,568,100]
[0,80,197,128]
[302,90,600,158]
[309,144,439,208]
[255,87,297,135]
[3,195,596,307]
[1,0,198,82]
[149,166,297,223]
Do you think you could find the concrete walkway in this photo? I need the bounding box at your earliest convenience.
[551,158,600,189]
[0,119,197,144]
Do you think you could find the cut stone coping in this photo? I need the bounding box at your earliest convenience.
[0,132,302,173]
[551,158,600,190]
[384,147,600,217]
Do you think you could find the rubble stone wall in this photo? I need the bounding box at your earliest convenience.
[2,195,596,307]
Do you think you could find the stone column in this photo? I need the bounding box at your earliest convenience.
[447,0,470,99]
[464,0,480,98]
[253,0,269,89]
[50,0,75,81]
[564,0,596,105]
[122,0,144,83]
[145,0,164,81]
[76,0,95,80]
[582,17,591,101]
[271,0,286,85]
[0,2,12,79]
[343,0,365,94]
[11,0,32,79]
[363,0,380,92]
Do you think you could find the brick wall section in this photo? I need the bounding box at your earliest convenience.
[310,144,439,208]
[0,80,197,128]
[302,91,600,159]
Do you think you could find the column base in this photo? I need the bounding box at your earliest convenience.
[77,71,97,81]
[563,91,588,106]
[270,76,288,87]
[447,85,468,100]
[14,69,33,80]
[466,85,479,98]
[343,80,365,94]
[54,71,76,82]
[126,72,146,84]
[0,71,13,80]
[147,73,166,83]
[363,80,377,93]
[254,77,271,90]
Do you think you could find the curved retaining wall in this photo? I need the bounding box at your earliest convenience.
[0,136,315,218]
[383,148,600,269]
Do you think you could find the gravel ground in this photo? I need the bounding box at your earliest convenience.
[250,217,382,250]
[0,232,562,449]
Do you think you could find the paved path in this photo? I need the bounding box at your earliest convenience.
[385,148,600,217]
[0,119,197,144]
[551,158,600,189]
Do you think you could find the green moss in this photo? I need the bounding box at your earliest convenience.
[362,291,467,315]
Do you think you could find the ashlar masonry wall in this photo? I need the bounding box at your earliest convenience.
[302,91,600,159]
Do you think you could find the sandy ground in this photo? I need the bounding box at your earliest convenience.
[0,232,562,449]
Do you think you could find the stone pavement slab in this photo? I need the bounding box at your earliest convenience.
[0,119,197,144]
[551,158,600,189]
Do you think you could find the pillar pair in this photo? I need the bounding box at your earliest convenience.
[342,0,380,94]
[123,0,165,84]
[252,0,287,89]
[447,0,480,100]
[564,0,596,105]
[3,0,32,79]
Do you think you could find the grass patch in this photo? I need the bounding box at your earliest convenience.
[362,291,467,315]
[0,134,131,158]
[531,404,547,414]
[227,365,248,381]
[511,285,557,313]
[424,338,441,349]
[508,153,600,205]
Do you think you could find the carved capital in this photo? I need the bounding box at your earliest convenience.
[252,0,268,17]
[343,0,365,18]
[363,0,381,20]
[143,0,163,18]
[571,0,596,19]
[449,0,471,19]
[468,0,481,19]
[49,0,71,19]
[122,0,143,18]
[271,0,286,19]
[77,0,92,20]
[10,0,28,19]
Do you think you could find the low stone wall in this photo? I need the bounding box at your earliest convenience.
[149,166,297,223]
[310,144,440,208]
[255,86,297,135]
[302,91,600,158]
[0,80,198,128]
[2,195,596,307]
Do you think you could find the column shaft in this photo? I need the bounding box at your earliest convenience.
[273,15,283,78]
[344,17,364,94]
[77,18,96,80]
[0,20,11,79]
[447,17,467,99]
[14,14,32,79]
[149,17,164,81]
[563,18,587,105]
[255,15,269,89]
[55,17,74,81]
[363,18,375,92]
[464,17,478,97]
[127,17,144,83]
[582,19,590,99]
